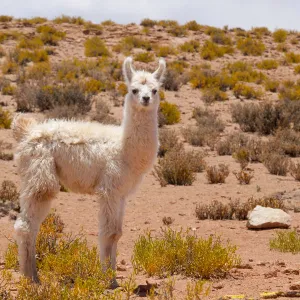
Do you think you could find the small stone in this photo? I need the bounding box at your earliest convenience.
[236,263,253,270]
[257,261,267,266]
[276,261,286,267]
[264,270,278,278]
[283,268,300,275]
[213,283,224,290]
[117,265,126,271]
[290,281,300,290]
[120,259,126,265]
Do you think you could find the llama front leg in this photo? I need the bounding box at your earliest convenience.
[98,198,125,288]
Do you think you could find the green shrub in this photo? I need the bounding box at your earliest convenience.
[84,22,103,32]
[157,20,178,28]
[184,20,202,31]
[14,49,49,65]
[206,164,230,184]
[233,83,263,99]
[237,37,265,56]
[179,40,200,53]
[84,78,105,94]
[20,17,47,25]
[84,37,109,57]
[270,230,300,253]
[251,27,271,37]
[0,107,11,129]
[140,18,157,27]
[101,19,116,26]
[159,101,180,125]
[285,52,300,63]
[1,59,18,74]
[26,62,51,79]
[134,51,154,63]
[132,228,240,278]
[210,31,232,45]
[154,147,205,186]
[256,59,278,70]
[201,40,233,60]
[273,29,288,43]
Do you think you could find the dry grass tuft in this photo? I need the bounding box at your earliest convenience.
[206,164,229,184]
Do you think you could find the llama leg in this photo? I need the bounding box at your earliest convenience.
[14,155,60,282]
[98,198,125,288]
[15,198,53,282]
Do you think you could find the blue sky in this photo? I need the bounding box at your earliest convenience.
[2,0,300,31]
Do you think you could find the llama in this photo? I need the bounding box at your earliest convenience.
[13,57,166,286]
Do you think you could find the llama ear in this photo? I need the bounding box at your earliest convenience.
[123,57,135,84]
[153,58,166,83]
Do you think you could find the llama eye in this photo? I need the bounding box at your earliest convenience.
[132,89,138,95]
[152,89,157,95]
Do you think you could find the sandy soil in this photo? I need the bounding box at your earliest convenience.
[1,20,300,299]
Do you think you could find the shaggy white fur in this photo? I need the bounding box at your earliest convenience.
[13,57,166,286]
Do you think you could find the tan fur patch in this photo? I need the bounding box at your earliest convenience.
[139,77,147,84]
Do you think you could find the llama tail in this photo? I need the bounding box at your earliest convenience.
[12,114,37,142]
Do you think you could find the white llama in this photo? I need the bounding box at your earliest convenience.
[13,57,166,286]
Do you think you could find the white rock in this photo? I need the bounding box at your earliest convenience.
[247,205,291,229]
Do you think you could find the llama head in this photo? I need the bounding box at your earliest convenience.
[123,57,166,110]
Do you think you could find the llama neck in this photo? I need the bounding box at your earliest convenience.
[121,96,159,173]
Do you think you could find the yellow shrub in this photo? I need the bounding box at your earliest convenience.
[294,64,300,74]
[113,36,151,54]
[201,40,233,60]
[285,52,300,63]
[101,19,116,26]
[84,22,103,32]
[256,59,278,70]
[18,37,44,49]
[27,62,51,79]
[167,25,187,37]
[270,230,300,253]
[237,37,265,56]
[117,82,127,96]
[276,43,289,52]
[159,101,180,125]
[132,228,240,278]
[233,83,263,99]
[37,25,66,46]
[53,15,85,25]
[155,45,176,57]
[264,79,279,93]
[210,31,232,45]
[84,37,109,57]
[179,40,200,52]
[0,16,13,22]
[159,90,165,100]
[202,87,227,103]
[20,17,47,25]
[134,51,154,63]
[184,20,202,31]
[140,18,157,27]
[2,84,16,95]
[0,107,11,128]
[1,59,18,74]
[84,78,105,94]
[157,20,178,28]
[273,29,288,43]
[15,49,48,65]
[251,27,271,37]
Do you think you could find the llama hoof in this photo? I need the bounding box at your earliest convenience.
[110,278,120,289]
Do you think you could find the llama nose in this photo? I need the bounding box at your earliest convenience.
[142,96,150,103]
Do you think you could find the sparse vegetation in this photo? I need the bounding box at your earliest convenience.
[233,169,254,184]
[233,83,263,99]
[154,147,205,186]
[140,18,157,27]
[180,40,200,53]
[202,87,227,104]
[206,164,229,184]
[196,197,285,221]
[113,36,151,54]
[134,51,154,63]
[184,20,202,31]
[155,45,176,57]
[270,230,300,254]
[263,153,290,176]
[37,25,66,45]
[132,228,240,278]
[285,52,300,64]
[158,129,180,157]
[290,162,300,181]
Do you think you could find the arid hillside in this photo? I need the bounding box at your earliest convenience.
[1,15,300,299]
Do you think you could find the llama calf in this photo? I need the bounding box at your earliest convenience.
[13,57,166,286]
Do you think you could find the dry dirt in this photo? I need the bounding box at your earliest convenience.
[1,20,300,299]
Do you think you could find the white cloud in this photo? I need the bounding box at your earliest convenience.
[2,0,300,30]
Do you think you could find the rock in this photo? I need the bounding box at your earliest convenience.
[281,190,300,212]
[116,265,126,271]
[290,281,300,290]
[236,263,253,270]
[213,283,224,290]
[247,206,291,229]
[264,270,278,278]
[283,268,300,275]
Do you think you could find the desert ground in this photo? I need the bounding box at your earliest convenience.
[1,16,300,299]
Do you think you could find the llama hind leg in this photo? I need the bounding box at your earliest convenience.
[14,156,60,282]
